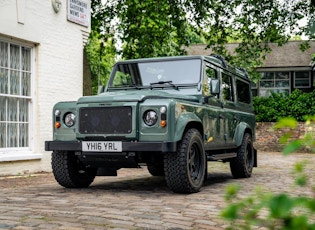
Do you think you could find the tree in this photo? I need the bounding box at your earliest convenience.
[84,31,116,94]
[91,0,196,59]
[88,0,315,84]
[186,0,315,80]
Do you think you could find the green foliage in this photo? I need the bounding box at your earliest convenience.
[90,0,314,79]
[91,0,194,59]
[221,117,315,230]
[191,0,315,82]
[274,116,315,155]
[85,31,116,94]
[254,89,315,122]
[120,0,191,58]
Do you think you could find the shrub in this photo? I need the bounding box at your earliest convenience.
[253,89,315,122]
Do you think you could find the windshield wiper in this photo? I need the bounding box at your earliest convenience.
[128,83,142,89]
[150,81,179,90]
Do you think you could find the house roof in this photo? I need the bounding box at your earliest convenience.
[186,41,315,68]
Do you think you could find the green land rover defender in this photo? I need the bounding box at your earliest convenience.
[45,55,257,193]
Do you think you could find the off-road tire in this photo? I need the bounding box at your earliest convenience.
[164,129,206,193]
[230,133,254,178]
[147,164,165,176]
[51,151,97,188]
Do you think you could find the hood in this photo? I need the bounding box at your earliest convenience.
[77,89,199,104]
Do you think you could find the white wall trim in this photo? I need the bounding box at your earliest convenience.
[0,151,42,162]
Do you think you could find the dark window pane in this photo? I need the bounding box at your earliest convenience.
[236,80,250,104]
[221,74,233,101]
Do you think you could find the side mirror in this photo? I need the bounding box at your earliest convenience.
[210,79,220,94]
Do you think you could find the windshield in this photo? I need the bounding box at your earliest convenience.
[109,59,201,88]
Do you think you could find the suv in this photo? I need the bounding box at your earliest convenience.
[45,55,257,193]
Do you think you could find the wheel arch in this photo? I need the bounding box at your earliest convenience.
[233,122,253,147]
[174,112,204,143]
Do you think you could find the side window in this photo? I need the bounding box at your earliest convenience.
[112,71,132,87]
[111,64,136,87]
[203,66,217,96]
[236,79,251,104]
[221,73,234,101]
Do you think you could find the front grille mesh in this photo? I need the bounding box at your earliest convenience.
[79,107,132,134]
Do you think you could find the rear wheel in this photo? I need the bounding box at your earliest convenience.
[51,151,97,188]
[164,129,206,193]
[230,133,254,178]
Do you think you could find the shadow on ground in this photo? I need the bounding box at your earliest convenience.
[87,172,233,194]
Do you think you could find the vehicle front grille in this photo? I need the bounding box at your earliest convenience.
[79,107,132,134]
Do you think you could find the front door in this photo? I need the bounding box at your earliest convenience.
[202,63,225,149]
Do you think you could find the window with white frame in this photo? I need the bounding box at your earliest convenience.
[0,40,32,149]
[294,71,311,88]
[259,71,290,97]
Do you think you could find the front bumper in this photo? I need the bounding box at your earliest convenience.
[45,141,177,153]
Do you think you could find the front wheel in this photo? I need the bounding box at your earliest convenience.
[147,164,165,176]
[51,151,97,188]
[230,133,254,178]
[164,129,206,193]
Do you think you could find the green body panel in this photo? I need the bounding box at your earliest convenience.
[174,110,202,142]
[53,102,77,141]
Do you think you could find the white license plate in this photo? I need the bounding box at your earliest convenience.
[82,141,122,152]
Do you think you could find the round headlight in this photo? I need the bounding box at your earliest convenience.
[64,112,76,127]
[143,110,158,126]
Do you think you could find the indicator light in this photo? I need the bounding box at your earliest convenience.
[55,122,61,129]
[160,120,166,127]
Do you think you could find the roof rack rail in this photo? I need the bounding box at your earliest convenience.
[236,67,249,78]
[210,54,228,68]
[210,54,249,79]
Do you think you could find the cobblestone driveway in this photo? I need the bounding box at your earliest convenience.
[0,152,314,230]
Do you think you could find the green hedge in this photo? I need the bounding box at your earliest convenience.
[253,89,315,122]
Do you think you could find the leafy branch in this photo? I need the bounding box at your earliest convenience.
[221,117,315,229]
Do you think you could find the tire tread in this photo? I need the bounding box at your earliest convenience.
[52,151,96,188]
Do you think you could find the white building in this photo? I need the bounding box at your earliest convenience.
[0,0,91,175]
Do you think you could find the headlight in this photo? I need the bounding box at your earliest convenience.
[143,110,158,126]
[64,112,76,127]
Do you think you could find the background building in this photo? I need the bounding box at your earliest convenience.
[188,41,315,97]
[0,0,91,175]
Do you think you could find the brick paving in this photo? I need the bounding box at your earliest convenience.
[0,151,314,229]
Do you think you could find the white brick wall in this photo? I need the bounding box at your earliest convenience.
[0,0,90,175]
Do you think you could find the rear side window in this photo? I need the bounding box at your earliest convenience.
[236,79,251,104]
